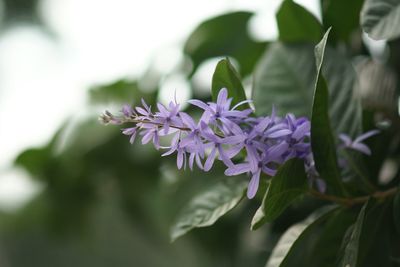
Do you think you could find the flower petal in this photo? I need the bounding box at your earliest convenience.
[247,170,261,199]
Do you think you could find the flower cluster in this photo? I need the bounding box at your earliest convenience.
[100,88,378,199]
[101,89,314,198]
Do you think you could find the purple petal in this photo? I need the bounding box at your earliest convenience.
[292,121,310,141]
[224,163,250,176]
[268,129,292,138]
[157,103,169,116]
[351,142,372,155]
[177,149,185,169]
[204,147,217,171]
[255,117,272,132]
[122,105,133,117]
[141,131,154,144]
[188,153,195,170]
[224,110,252,118]
[195,154,204,170]
[246,145,259,173]
[179,112,196,129]
[136,107,149,116]
[267,141,289,160]
[261,165,277,176]
[122,127,136,135]
[188,99,212,112]
[217,88,228,107]
[247,170,261,199]
[129,132,137,144]
[218,146,233,168]
[338,134,352,146]
[354,130,380,143]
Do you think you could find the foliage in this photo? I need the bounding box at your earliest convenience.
[7,0,400,266]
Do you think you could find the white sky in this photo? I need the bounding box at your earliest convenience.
[0,0,319,211]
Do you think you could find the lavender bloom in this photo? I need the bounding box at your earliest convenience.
[154,102,182,134]
[101,88,378,200]
[188,88,252,127]
[339,130,379,155]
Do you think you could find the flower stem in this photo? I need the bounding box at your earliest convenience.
[309,187,398,207]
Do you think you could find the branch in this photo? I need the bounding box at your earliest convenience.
[309,187,398,207]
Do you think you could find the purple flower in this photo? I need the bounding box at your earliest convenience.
[122,104,135,117]
[200,121,238,171]
[102,88,379,200]
[177,112,205,170]
[339,130,379,155]
[188,88,252,126]
[154,101,182,134]
[122,127,137,144]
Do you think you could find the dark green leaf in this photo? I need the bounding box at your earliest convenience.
[321,0,364,42]
[252,43,362,138]
[170,177,247,242]
[252,43,315,117]
[311,29,346,196]
[211,58,249,109]
[357,199,392,267]
[184,11,267,77]
[339,200,369,267]
[252,159,308,229]
[361,0,400,40]
[394,190,400,234]
[277,0,323,42]
[265,206,338,267]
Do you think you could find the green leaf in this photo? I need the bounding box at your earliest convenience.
[252,159,308,230]
[394,190,400,234]
[184,11,267,77]
[356,199,392,267]
[252,43,315,117]
[211,58,249,109]
[311,29,346,196]
[170,177,247,242]
[276,0,323,42]
[321,0,364,42]
[361,0,400,40]
[252,42,362,138]
[338,201,369,267]
[265,206,338,267]
[15,123,66,178]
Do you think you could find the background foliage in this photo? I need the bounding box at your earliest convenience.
[2,0,400,266]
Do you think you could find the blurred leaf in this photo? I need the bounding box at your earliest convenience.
[252,43,315,117]
[356,199,393,267]
[361,0,400,40]
[265,206,337,267]
[321,0,364,42]
[394,190,400,234]
[15,123,65,178]
[170,176,247,242]
[251,206,267,231]
[276,0,322,42]
[89,79,152,105]
[184,11,268,77]
[251,159,308,230]
[311,29,345,196]
[308,208,358,266]
[338,200,368,267]
[211,58,249,109]
[252,42,362,138]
